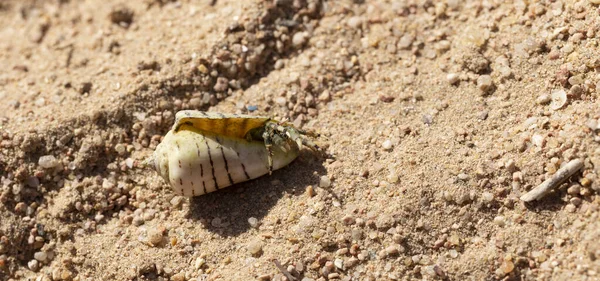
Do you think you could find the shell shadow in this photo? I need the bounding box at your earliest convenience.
[185,149,326,237]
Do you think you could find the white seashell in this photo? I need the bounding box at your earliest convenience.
[152,110,319,197]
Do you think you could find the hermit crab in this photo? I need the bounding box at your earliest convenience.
[151,110,319,197]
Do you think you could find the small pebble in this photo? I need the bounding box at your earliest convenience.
[318,90,331,102]
[344,257,359,269]
[346,16,364,29]
[147,227,164,246]
[28,259,39,271]
[319,176,331,188]
[14,202,26,213]
[567,184,581,195]
[170,196,183,207]
[213,77,229,92]
[334,258,343,270]
[38,155,59,169]
[247,240,263,256]
[398,34,414,49]
[477,75,493,92]
[275,97,287,106]
[248,217,259,228]
[567,75,583,86]
[493,216,506,227]
[570,197,582,206]
[125,158,134,169]
[292,32,308,47]
[34,252,47,262]
[211,217,222,227]
[194,257,205,269]
[385,245,399,256]
[26,176,39,188]
[382,140,393,150]
[482,192,494,203]
[114,143,127,155]
[305,185,316,197]
[446,73,459,85]
[547,49,560,59]
[536,94,551,104]
[500,260,515,274]
[341,215,355,225]
[171,272,185,281]
[449,249,458,258]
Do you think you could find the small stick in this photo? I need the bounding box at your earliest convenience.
[520,159,584,202]
[273,259,296,281]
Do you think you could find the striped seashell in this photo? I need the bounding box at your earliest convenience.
[151,110,318,197]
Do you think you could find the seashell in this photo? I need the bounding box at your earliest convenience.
[550,89,567,110]
[151,110,318,196]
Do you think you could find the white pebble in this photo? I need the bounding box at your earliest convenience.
[34,251,47,262]
[274,97,287,106]
[398,34,414,49]
[446,73,459,85]
[28,259,39,271]
[531,134,545,148]
[292,32,308,47]
[493,216,506,226]
[147,228,163,246]
[449,249,458,258]
[194,257,206,269]
[35,98,46,107]
[334,258,344,269]
[248,217,259,228]
[125,158,134,168]
[477,75,493,92]
[114,143,126,155]
[482,192,494,203]
[346,16,364,29]
[382,140,393,150]
[319,176,331,188]
[38,155,58,169]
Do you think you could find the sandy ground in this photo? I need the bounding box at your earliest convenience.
[1,0,600,280]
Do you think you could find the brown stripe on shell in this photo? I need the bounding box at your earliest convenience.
[204,136,219,189]
[216,137,234,185]
[237,151,250,180]
[195,142,204,177]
